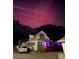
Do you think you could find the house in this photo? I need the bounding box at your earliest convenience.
[26,31,53,52]
[56,37,65,53]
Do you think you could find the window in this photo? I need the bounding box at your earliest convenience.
[33,43,35,45]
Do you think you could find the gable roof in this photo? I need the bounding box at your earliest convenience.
[30,31,50,41]
[57,37,65,43]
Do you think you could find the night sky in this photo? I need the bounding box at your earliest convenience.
[13,0,65,28]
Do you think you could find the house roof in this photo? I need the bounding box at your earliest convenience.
[30,31,50,41]
[57,37,65,43]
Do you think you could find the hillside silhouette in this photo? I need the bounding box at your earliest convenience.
[13,20,65,44]
[35,24,65,42]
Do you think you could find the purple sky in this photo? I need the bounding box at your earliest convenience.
[13,0,65,28]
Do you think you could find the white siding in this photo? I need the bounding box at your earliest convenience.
[32,41,38,51]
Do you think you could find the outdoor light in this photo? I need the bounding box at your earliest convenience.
[55,41,62,46]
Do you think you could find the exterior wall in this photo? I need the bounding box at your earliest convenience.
[32,41,38,51]
[32,40,44,52]
[62,43,65,53]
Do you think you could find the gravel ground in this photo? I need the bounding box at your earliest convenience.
[13,51,64,59]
